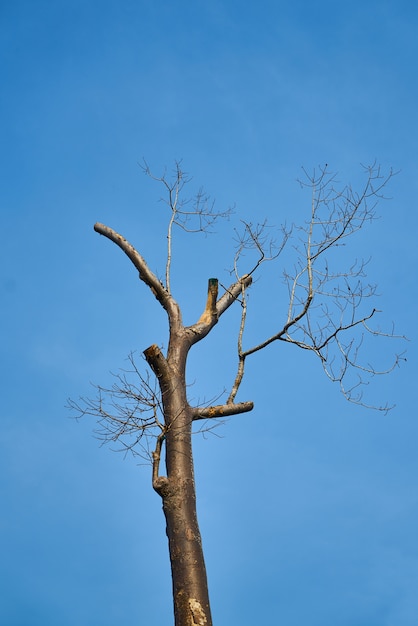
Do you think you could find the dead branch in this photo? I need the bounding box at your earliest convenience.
[93,222,181,325]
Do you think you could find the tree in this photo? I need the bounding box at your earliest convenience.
[69,162,404,626]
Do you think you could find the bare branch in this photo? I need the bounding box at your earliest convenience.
[227,278,248,404]
[216,274,253,317]
[152,432,169,494]
[223,220,292,402]
[141,160,233,293]
[233,220,292,278]
[228,163,405,410]
[94,222,181,325]
[192,401,254,421]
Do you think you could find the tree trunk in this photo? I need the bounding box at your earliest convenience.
[162,419,212,626]
[145,341,212,626]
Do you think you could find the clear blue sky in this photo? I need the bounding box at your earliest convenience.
[1,1,417,624]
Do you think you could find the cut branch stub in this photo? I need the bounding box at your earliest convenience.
[143,344,172,393]
[192,401,254,420]
[197,278,219,325]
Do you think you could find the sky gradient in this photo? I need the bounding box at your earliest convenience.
[1,1,417,625]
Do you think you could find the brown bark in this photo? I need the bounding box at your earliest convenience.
[162,420,212,626]
[145,340,212,626]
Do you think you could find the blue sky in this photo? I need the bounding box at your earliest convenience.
[1,1,417,624]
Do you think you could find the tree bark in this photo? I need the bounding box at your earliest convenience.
[163,419,212,626]
[145,341,212,626]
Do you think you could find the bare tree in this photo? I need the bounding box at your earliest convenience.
[69,162,405,626]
